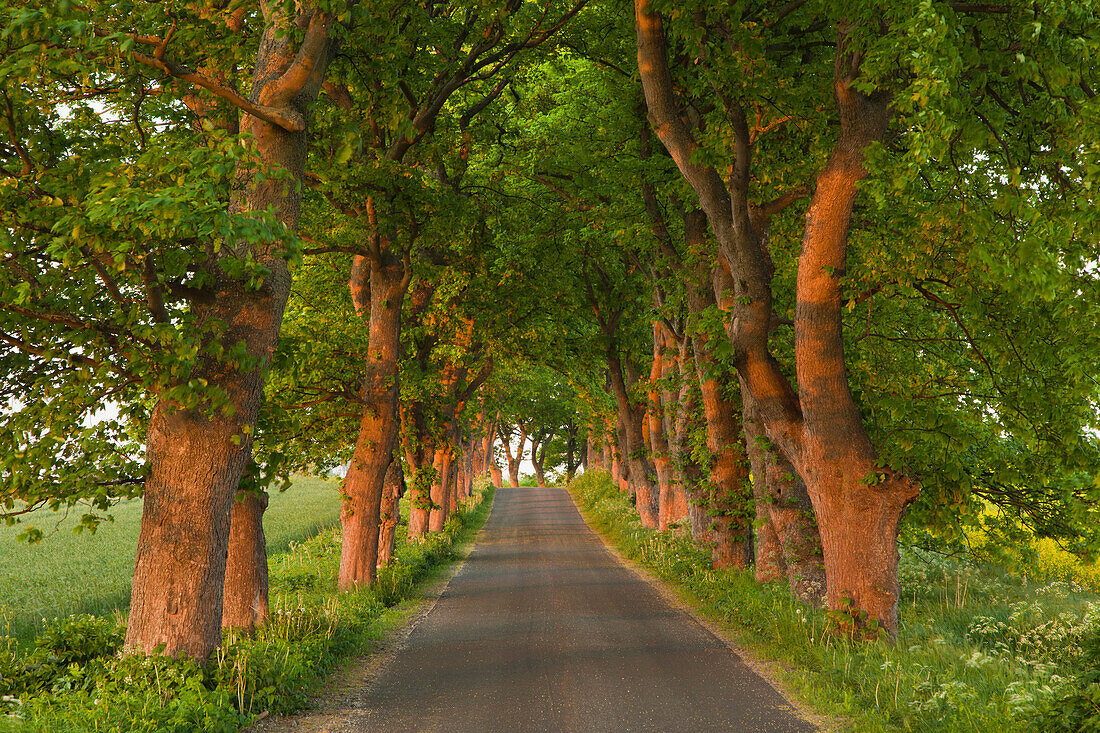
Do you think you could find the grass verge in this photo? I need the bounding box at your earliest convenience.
[0,482,494,732]
[569,469,1099,733]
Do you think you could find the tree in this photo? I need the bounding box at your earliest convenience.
[1,0,344,659]
[636,0,1100,635]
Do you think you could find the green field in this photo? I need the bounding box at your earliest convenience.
[0,476,342,644]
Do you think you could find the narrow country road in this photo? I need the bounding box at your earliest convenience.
[342,485,817,732]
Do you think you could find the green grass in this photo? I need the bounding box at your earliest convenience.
[0,476,342,644]
[1,481,495,732]
[569,469,1100,733]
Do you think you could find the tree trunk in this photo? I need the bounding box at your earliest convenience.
[669,337,702,536]
[639,2,924,635]
[406,453,434,538]
[683,217,753,569]
[222,489,269,632]
[428,445,452,532]
[377,460,404,568]
[505,429,525,488]
[742,388,824,604]
[647,322,676,530]
[339,250,408,589]
[608,351,658,527]
[789,48,918,633]
[532,436,549,487]
[401,401,435,540]
[126,7,338,660]
[490,464,503,488]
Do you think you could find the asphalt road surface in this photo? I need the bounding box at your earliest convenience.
[343,485,817,732]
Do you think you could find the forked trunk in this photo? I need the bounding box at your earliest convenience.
[532,438,548,488]
[222,489,269,632]
[503,428,526,488]
[377,460,404,568]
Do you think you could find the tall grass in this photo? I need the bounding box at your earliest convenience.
[569,469,1100,733]
[0,476,342,645]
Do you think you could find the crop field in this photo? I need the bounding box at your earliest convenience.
[0,476,342,645]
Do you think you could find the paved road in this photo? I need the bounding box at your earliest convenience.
[344,485,816,732]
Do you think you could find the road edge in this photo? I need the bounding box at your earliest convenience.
[564,485,840,733]
[249,489,498,733]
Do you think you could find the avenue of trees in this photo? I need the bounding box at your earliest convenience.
[2,0,1098,660]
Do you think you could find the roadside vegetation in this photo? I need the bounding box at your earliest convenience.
[571,470,1100,733]
[0,484,493,732]
[0,477,342,646]
[2,3,1098,732]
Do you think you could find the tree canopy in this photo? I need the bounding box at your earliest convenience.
[1,0,1098,656]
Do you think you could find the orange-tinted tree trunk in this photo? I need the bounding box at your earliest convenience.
[339,250,410,590]
[608,351,659,527]
[222,489,269,631]
[647,322,676,530]
[428,444,453,532]
[742,389,825,604]
[684,218,753,569]
[377,460,404,568]
[402,400,435,539]
[126,7,338,660]
[667,335,702,536]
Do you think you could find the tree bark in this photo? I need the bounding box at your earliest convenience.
[339,250,409,590]
[126,5,338,660]
[792,40,918,630]
[742,387,825,604]
[532,433,549,487]
[504,426,526,487]
[608,350,658,527]
[684,215,753,569]
[222,489,269,631]
[402,400,436,539]
[428,444,452,532]
[663,333,698,532]
[377,460,405,568]
[647,321,676,530]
